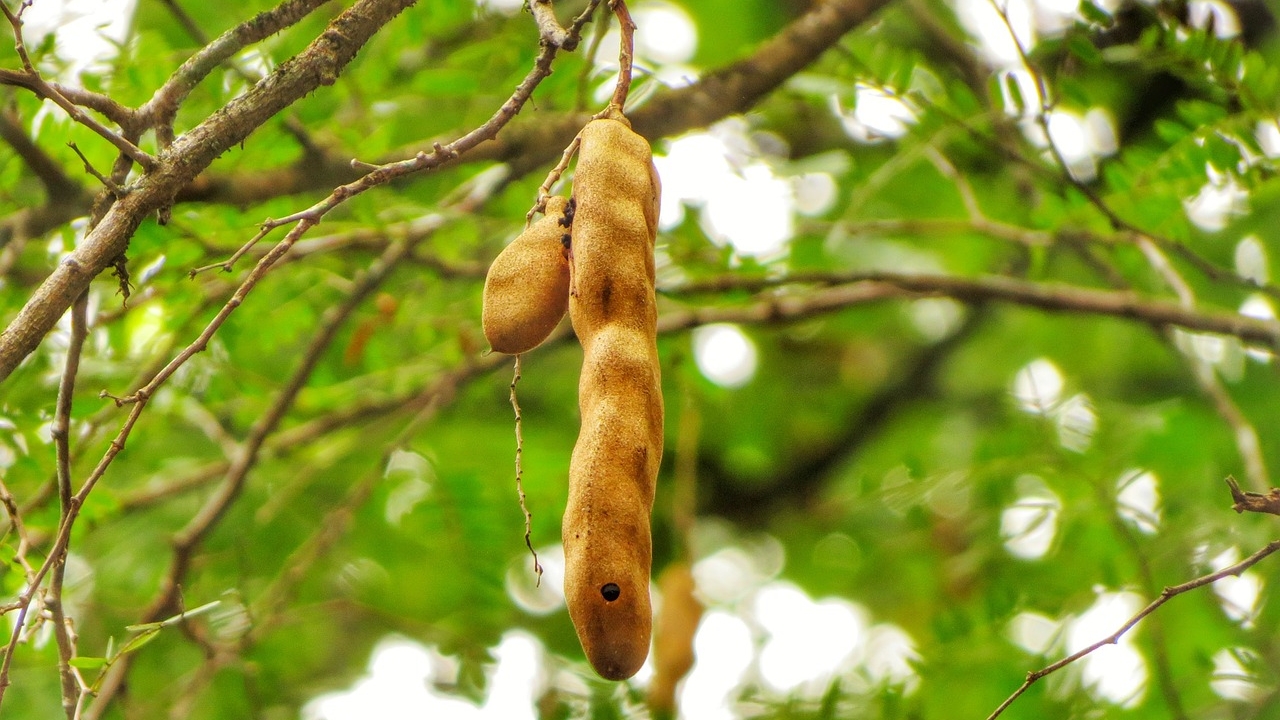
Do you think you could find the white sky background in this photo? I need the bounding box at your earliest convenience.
[28,0,1275,716]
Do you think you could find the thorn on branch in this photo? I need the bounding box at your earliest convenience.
[1225,475,1280,516]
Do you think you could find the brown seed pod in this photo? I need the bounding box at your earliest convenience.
[563,111,663,681]
[647,562,703,714]
[481,196,573,354]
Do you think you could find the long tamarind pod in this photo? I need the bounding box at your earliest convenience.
[563,112,663,681]
[481,196,573,354]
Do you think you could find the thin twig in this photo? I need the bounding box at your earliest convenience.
[1099,477,1189,720]
[0,477,35,589]
[985,537,1280,720]
[923,146,983,221]
[509,354,542,583]
[528,133,582,224]
[606,0,636,112]
[47,292,89,719]
[159,0,211,46]
[844,217,1052,247]
[66,142,126,196]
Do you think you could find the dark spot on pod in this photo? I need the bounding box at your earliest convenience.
[561,197,577,227]
[561,233,571,249]
[601,583,621,602]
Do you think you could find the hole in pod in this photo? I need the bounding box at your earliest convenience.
[601,583,621,602]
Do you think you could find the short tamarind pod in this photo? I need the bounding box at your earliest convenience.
[563,112,663,681]
[647,562,703,715]
[481,196,573,354]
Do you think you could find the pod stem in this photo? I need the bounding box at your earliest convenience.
[527,134,583,226]
[510,354,543,584]
[531,0,636,223]
[607,0,636,114]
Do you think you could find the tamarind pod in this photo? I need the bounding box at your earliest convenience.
[568,117,661,336]
[563,113,663,681]
[481,196,573,354]
[647,562,703,715]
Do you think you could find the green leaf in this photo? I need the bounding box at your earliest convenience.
[1003,73,1026,115]
[115,629,161,656]
[1154,119,1190,144]
[1077,0,1113,26]
[1204,133,1242,172]
[1057,76,1093,108]
[1066,34,1103,67]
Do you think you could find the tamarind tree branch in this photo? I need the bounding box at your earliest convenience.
[2,0,891,253]
[662,272,1280,346]
[986,536,1280,720]
[503,0,898,177]
[174,0,893,206]
[0,0,418,384]
[139,0,336,149]
[0,291,88,712]
[46,293,88,718]
[529,0,598,51]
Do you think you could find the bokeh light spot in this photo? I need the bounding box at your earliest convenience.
[693,324,758,388]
